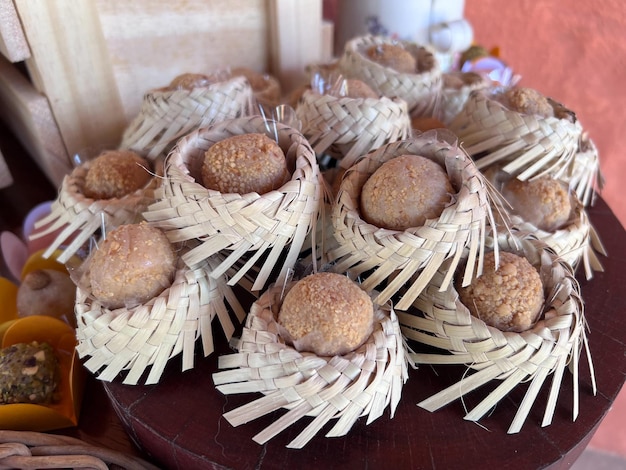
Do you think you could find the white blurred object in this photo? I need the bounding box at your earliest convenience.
[335,0,470,71]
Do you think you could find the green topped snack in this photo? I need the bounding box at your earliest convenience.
[0,341,59,405]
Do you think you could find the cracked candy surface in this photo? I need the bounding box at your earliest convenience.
[278,272,374,357]
[457,251,544,332]
[201,133,289,195]
[360,154,453,231]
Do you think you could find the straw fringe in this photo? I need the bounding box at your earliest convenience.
[338,35,442,117]
[399,233,595,433]
[437,74,492,125]
[212,282,408,448]
[296,89,411,169]
[503,196,606,280]
[328,131,497,310]
[142,115,324,292]
[30,162,157,264]
[563,133,605,207]
[120,76,254,160]
[449,90,583,181]
[75,255,246,385]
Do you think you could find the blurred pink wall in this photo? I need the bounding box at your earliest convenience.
[325,1,626,227]
[465,0,626,227]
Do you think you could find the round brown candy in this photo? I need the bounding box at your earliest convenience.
[360,154,453,231]
[457,251,544,333]
[502,176,572,232]
[278,272,374,357]
[201,133,289,195]
[83,150,151,200]
[366,43,417,74]
[88,223,177,309]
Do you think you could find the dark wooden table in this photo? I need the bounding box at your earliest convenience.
[2,120,625,469]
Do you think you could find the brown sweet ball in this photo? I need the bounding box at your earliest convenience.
[366,43,417,74]
[231,67,270,92]
[201,133,289,195]
[411,116,446,132]
[415,46,436,72]
[330,78,379,99]
[500,87,554,118]
[443,71,484,89]
[457,251,544,332]
[278,272,374,357]
[88,223,177,309]
[501,176,572,232]
[17,269,76,327]
[83,150,151,200]
[360,155,453,231]
[168,73,213,90]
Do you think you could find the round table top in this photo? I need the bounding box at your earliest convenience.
[103,196,626,470]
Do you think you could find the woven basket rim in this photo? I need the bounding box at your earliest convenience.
[344,34,440,79]
[143,114,324,291]
[399,232,595,433]
[30,159,157,263]
[330,131,496,309]
[212,277,408,448]
[75,253,246,385]
[451,88,583,181]
[338,35,442,117]
[296,88,411,168]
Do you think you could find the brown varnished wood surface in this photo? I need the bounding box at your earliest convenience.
[2,120,625,469]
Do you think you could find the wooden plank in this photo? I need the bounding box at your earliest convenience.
[13,0,271,158]
[0,0,30,62]
[268,0,323,93]
[14,0,127,160]
[321,20,334,63]
[94,0,270,123]
[0,54,70,186]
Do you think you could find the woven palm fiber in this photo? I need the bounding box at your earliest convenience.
[398,233,595,434]
[329,130,497,311]
[212,279,408,449]
[29,160,157,265]
[337,35,442,118]
[142,115,324,293]
[492,185,606,280]
[564,133,605,207]
[295,88,411,170]
[75,253,246,385]
[248,74,281,109]
[0,430,159,470]
[449,89,583,182]
[437,72,492,125]
[120,75,254,160]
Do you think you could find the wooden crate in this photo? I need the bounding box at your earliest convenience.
[0,0,330,186]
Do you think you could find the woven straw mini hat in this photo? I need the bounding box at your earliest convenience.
[120,75,254,160]
[75,248,246,386]
[295,87,411,170]
[212,276,408,448]
[398,232,595,434]
[338,35,442,118]
[30,157,158,264]
[449,88,583,182]
[143,115,324,293]
[230,67,282,109]
[329,131,497,311]
[437,71,492,125]
[484,168,606,279]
